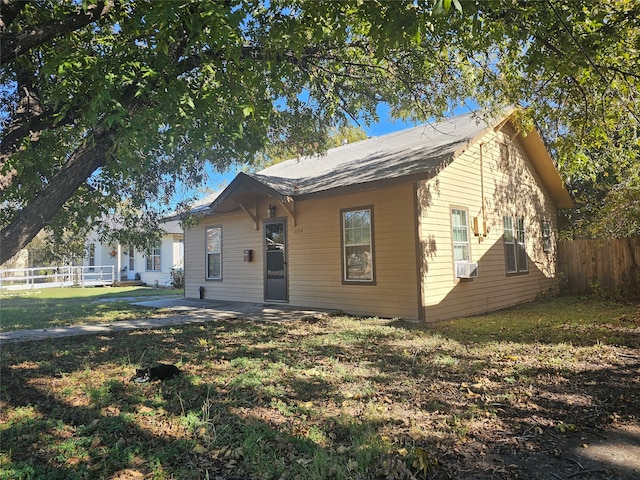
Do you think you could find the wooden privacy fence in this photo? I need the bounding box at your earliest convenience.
[557,237,640,297]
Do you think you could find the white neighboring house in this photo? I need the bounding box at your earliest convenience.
[83,219,184,287]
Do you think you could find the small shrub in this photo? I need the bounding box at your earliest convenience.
[169,268,184,289]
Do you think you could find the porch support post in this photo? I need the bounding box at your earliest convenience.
[238,202,259,230]
[277,197,296,226]
[116,243,122,283]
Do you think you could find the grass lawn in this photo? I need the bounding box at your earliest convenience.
[0,287,183,332]
[0,295,639,479]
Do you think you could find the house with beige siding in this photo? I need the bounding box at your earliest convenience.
[184,110,573,322]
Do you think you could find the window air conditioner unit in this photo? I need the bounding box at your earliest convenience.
[456,262,479,279]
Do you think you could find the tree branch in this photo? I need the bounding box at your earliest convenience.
[0,1,113,65]
[0,0,30,32]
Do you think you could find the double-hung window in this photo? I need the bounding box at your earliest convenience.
[504,216,528,273]
[342,207,374,283]
[206,226,222,280]
[146,247,161,271]
[451,208,470,263]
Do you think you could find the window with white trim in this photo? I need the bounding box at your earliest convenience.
[342,207,374,283]
[504,216,528,273]
[128,245,135,271]
[451,208,470,262]
[206,226,222,280]
[88,243,95,271]
[146,247,161,271]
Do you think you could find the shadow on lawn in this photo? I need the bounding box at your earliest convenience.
[0,325,392,479]
[2,356,327,479]
[1,315,639,479]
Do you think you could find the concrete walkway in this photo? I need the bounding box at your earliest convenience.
[0,297,336,344]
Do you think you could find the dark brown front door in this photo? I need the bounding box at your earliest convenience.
[264,220,287,301]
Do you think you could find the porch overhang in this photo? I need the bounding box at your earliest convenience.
[208,172,297,229]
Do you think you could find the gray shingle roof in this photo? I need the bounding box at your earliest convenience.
[159,219,183,234]
[249,110,492,196]
[188,190,222,214]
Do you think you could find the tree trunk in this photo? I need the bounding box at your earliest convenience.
[0,130,112,265]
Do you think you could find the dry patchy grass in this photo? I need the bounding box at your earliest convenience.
[1,295,639,479]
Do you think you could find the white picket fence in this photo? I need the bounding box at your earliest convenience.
[0,265,115,290]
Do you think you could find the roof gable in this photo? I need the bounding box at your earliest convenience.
[209,172,288,213]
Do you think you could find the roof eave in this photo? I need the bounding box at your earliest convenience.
[290,170,438,201]
[513,125,575,209]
